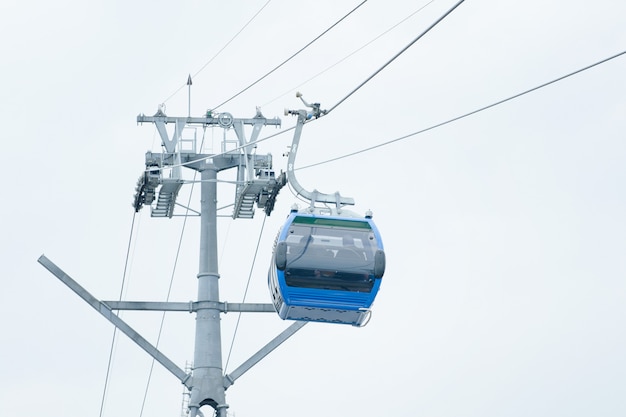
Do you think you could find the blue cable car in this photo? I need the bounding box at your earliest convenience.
[269,210,386,326]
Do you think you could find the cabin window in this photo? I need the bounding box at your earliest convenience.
[283,224,377,292]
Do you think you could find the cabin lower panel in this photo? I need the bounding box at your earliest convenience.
[278,302,368,326]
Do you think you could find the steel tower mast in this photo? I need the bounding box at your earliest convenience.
[39,105,310,417]
[134,107,283,417]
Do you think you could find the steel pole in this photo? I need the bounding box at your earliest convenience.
[189,167,228,417]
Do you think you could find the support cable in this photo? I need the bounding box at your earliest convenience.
[326,0,466,115]
[138,128,208,417]
[261,0,435,108]
[144,0,463,173]
[210,0,368,111]
[99,211,139,417]
[161,0,273,104]
[297,49,626,170]
[143,48,626,176]
[138,182,194,417]
[224,214,268,373]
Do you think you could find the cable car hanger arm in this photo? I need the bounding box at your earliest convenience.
[284,93,355,211]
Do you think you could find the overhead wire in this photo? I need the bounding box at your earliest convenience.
[165,49,624,205]
[297,49,626,170]
[161,0,273,105]
[145,0,451,173]
[261,0,436,108]
[147,0,463,173]
[144,19,624,184]
[99,212,140,417]
[326,0,466,115]
[145,0,463,175]
[138,127,208,417]
[210,0,369,112]
[137,184,194,417]
[151,0,621,177]
[224,214,268,373]
[202,49,626,176]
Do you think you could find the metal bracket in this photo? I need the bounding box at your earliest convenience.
[284,93,354,209]
[37,255,192,388]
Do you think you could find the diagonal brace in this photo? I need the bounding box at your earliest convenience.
[37,254,191,388]
[223,321,307,390]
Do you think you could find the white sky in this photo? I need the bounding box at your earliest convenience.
[1,1,625,416]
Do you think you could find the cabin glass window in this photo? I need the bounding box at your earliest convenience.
[283,224,378,292]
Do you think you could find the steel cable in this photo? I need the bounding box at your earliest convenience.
[161,0,273,104]
[210,0,368,111]
[326,0,466,115]
[99,211,139,417]
[299,49,626,170]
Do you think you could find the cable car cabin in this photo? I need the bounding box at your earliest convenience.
[269,211,386,326]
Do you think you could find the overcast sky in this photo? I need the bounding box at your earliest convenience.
[1,1,625,416]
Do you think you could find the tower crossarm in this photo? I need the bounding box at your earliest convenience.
[101,300,276,313]
[137,111,281,154]
[136,108,283,219]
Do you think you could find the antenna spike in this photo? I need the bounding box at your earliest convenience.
[187,74,192,117]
